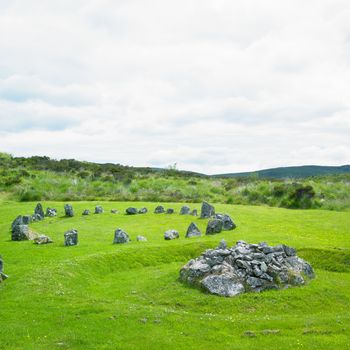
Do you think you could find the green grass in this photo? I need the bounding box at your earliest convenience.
[0,201,349,349]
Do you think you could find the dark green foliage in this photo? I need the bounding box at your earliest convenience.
[0,154,349,210]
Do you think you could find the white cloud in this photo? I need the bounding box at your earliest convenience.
[0,0,349,174]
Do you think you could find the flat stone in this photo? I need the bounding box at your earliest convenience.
[164,229,179,240]
[201,275,244,297]
[34,235,53,245]
[137,235,147,241]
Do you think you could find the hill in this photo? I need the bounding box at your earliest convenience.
[215,165,350,179]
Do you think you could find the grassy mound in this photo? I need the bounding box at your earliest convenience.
[0,201,349,349]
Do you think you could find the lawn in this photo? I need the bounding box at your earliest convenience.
[0,201,349,349]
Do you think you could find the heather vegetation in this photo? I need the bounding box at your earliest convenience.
[0,153,349,210]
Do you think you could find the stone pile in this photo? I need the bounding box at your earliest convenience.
[180,240,315,297]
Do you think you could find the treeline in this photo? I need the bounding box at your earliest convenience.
[0,153,349,210]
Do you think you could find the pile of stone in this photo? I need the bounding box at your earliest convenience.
[180,240,314,297]
[0,256,8,282]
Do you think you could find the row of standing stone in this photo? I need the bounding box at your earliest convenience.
[10,201,236,245]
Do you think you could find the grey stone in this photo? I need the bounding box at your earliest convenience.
[200,201,215,218]
[166,208,174,214]
[0,256,8,282]
[11,224,29,241]
[185,222,201,238]
[34,235,53,245]
[138,207,148,214]
[82,209,90,215]
[64,204,74,217]
[164,229,179,240]
[180,206,191,215]
[126,207,138,215]
[22,215,32,225]
[283,244,296,257]
[137,235,147,241]
[154,206,165,214]
[46,208,57,217]
[34,203,45,220]
[214,214,236,230]
[191,209,198,216]
[64,229,78,246]
[95,206,103,214]
[201,275,244,297]
[113,228,130,244]
[218,239,227,249]
[205,219,223,235]
[180,241,314,297]
[111,209,118,214]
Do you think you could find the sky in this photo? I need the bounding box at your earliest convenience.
[0,0,349,174]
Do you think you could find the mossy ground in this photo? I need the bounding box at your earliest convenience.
[0,201,349,349]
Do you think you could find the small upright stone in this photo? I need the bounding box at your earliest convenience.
[64,229,78,246]
[180,206,191,215]
[113,228,130,244]
[214,214,236,230]
[139,208,148,214]
[64,204,74,217]
[46,208,57,217]
[186,222,202,238]
[154,206,165,214]
[34,203,45,220]
[191,209,198,216]
[0,256,8,282]
[126,207,138,215]
[166,208,174,214]
[82,209,90,216]
[137,235,147,242]
[164,229,179,240]
[206,219,223,235]
[95,206,103,214]
[200,201,215,218]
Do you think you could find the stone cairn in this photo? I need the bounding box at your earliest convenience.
[180,240,315,297]
[64,229,78,246]
[0,256,8,282]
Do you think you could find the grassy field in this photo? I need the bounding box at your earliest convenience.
[0,201,349,349]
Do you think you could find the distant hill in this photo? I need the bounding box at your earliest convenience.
[214,165,350,179]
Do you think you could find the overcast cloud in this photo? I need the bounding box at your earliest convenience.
[0,0,349,174]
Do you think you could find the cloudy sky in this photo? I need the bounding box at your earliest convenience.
[0,0,349,174]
